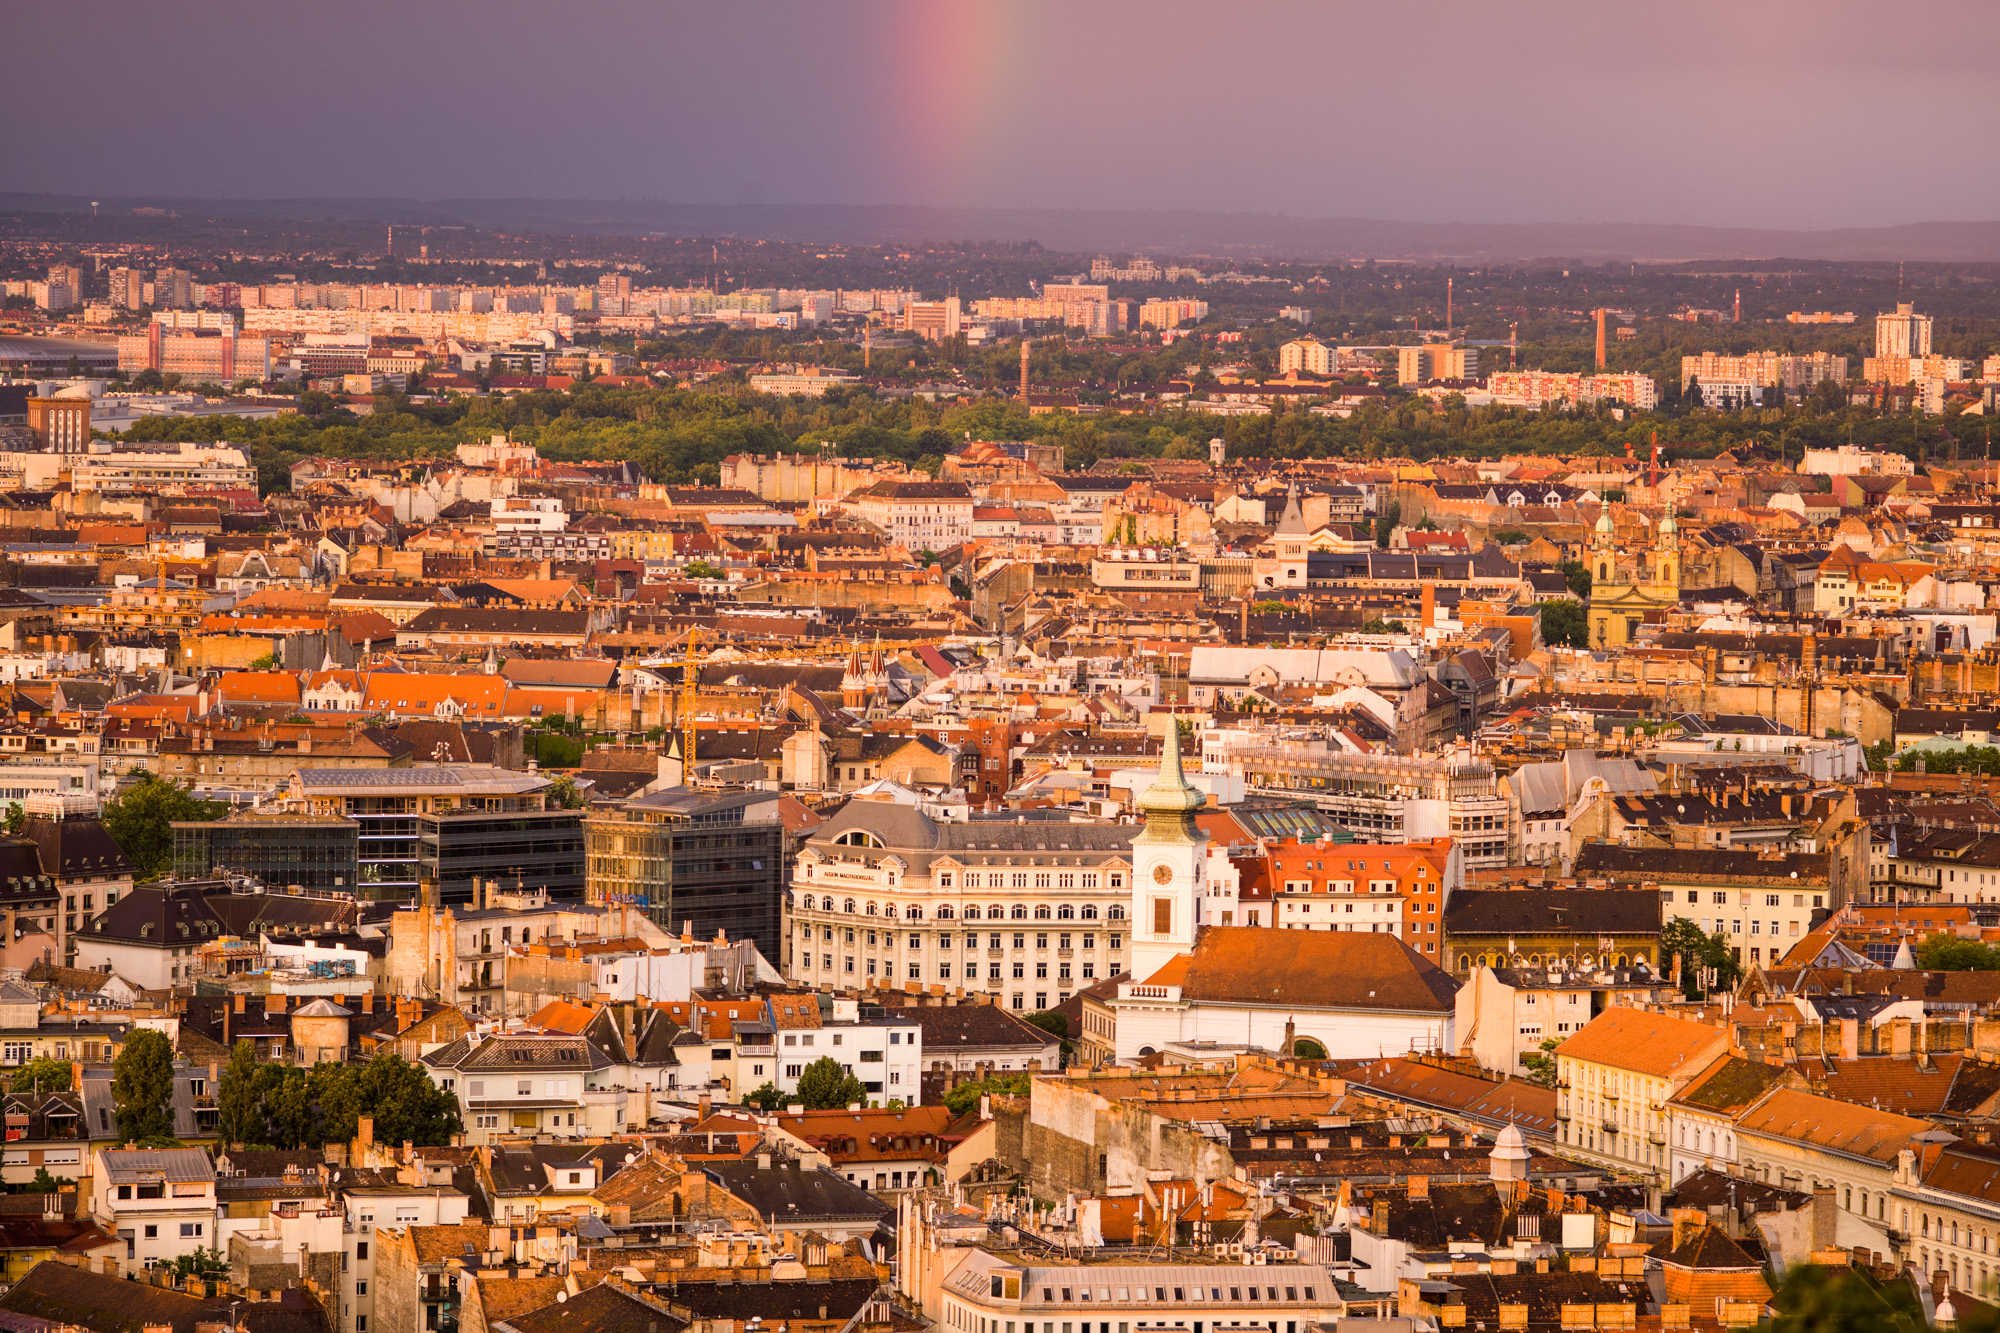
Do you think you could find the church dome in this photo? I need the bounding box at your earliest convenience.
[1594,507,1615,535]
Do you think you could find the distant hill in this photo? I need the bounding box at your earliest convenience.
[7,192,2000,263]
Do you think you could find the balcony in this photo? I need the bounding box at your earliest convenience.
[1601,1119,1620,1134]
[1600,1088,1619,1103]
[988,948,1005,958]
[1057,948,1074,959]
[1554,1108,1571,1122]
[1647,1132,1665,1146]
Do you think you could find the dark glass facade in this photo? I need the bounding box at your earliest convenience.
[170,816,360,894]
[419,809,585,907]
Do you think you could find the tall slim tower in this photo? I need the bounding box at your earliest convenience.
[1594,309,1607,369]
[1020,338,1031,399]
[1126,722,1208,984]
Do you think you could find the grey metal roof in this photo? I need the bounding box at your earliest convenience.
[1188,645,1423,689]
[99,1148,215,1184]
[804,802,1138,880]
[292,764,549,796]
[1507,761,1567,817]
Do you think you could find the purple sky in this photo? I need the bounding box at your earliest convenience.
[7,0,1998,230]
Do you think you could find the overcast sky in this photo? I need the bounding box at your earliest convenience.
[8,1,1997,230]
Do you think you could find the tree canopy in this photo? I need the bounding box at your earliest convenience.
[1660,917,1743,999]
[112,1028,178,1145]
[1538,599,1587,648]
[1914,933,2000,972]
[794,1056,868,1110]
[216,1044,461,1149]
[10,1058,71,1095]
[102,772,227,881]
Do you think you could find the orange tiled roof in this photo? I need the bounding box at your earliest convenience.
[215,671,303,705]
[526,1000,598,1034]
[1735,1087,1930,1164]
[1554,1007,1727,1080]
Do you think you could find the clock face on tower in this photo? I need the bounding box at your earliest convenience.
[1151,863,1175,885]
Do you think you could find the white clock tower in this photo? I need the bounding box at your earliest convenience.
[1127,721,1208,983]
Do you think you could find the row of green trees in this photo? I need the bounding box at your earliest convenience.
[217,1041,460,1148]
[93,1032,460,1151]
[111,367,1991,498]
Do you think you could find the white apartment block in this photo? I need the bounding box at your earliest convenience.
[790,805,1134,1013]
[846,480,975,551]
[92,1147,218,1274]
[1876,303,1932,359]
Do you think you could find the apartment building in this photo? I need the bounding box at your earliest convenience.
[846,479,974,551]
[584,786,789,967]
[1553,1007,1731,1183]
[903,298,962,342]
[421,1032,629,1143]
[1680,351,1849,388]
[1877,302,1932,359]
[1278,338,1338,376]
[1575,844,1853,972]
[69,441,259,493]
[1255,836,1462,962]
[91,1147,218,1274]
[1397,344,1478,382]
[385,881,670,1014]
[289,766,581,906]
[790,803,1134,1013]
[1487,371,1659,410]
[765,1003,923,1104]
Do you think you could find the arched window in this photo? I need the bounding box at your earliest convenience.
[1057,905,1075,920]
[1011,905,1027,919]
[865,902,878,916]
[1107,905,1126,920]
[1034,905,1051,919]
[905,905,923,920]
[1081,905,1099,920]
[843,898,856,914]
[988,905,1006,920]
[835,830,884,848]
[1459,953,1472,971]
[937,905,955,919]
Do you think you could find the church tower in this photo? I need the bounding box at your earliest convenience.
[840,647,867,712]
[1127,721,1209,983]
[1269,483,1309,587]
[1591,505,1616,587]
[1651,509,1680,593]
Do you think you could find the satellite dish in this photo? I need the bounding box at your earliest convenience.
[556,1292,567,1304]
